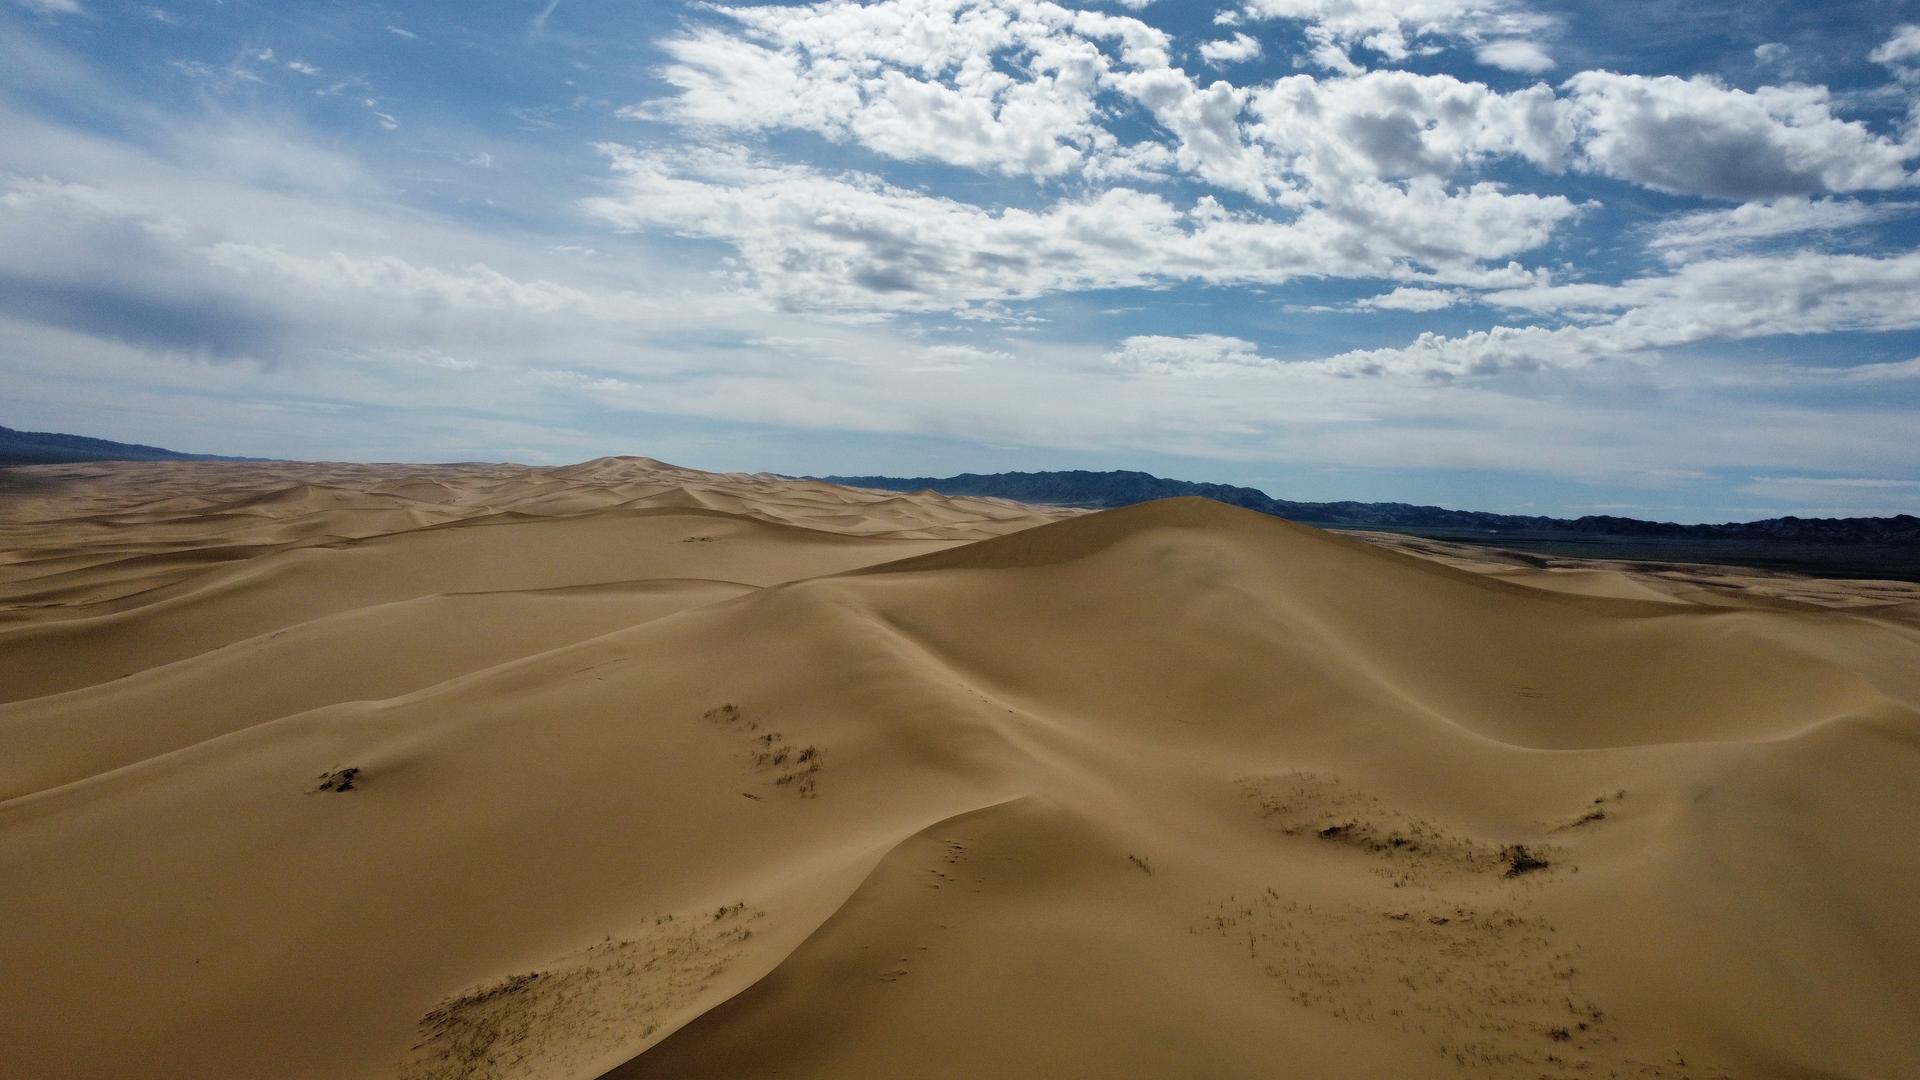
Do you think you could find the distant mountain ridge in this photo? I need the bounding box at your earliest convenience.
[820,469,1920,545]
[0,425,265,467]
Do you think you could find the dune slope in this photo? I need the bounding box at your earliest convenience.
[1,461,1915,1080]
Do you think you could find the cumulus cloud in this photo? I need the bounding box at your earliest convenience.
[1563,72,1915,199]
[635,0,1136,180]
[1236,0,1555,71]
[1199,32,1262,66]
[1475,39,1553,73]
[635,1,1582,207]
[632,0,1915,243]
[620,6,1605,315]
[8,0,1918,500]
[1247,71,1573,182]
[583,143,1573,314]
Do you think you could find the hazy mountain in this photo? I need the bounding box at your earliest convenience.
[0,425,265,468]
[820,469,1920,545]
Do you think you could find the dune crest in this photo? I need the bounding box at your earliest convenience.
[2,458,1916,1079]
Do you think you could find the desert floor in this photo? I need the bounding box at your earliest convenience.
[2,457,1917,1079]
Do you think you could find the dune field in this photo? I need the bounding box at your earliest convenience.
[2,456,1917,1080]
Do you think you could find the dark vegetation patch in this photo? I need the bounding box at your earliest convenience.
[313,766,360,793]
[704,704,823,797]
[1502,845,1551,877]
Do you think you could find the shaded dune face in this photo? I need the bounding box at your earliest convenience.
[0,463,1916,1080]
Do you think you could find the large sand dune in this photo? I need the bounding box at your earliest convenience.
[2,458,1916,1079]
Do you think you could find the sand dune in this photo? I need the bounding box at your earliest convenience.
[1,459,1916,1079]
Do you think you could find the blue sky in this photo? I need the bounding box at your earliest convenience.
[3,0,1919,520]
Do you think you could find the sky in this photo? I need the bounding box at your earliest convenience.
[3,0,1920,521]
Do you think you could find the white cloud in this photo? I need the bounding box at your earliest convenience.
[583,144,1574,315]
[1835,356,1920,383]
[0,166,758,376]
[1753,42,1790,66]
[1648,197,1917,262]
[911,343,1011,371]
[1475,38,1553,73]
[1835,355,1920,380]
[1737,474,1920,514]
[1748,476,1920,488]
[1107,334,1270,375]
[1236,0,1555,71]
[1486,251,1920,324]
[635,1,1133,180]
[635,1,1571,209]
[1110,66,1278,199]
[1087,253,1920,386]
[633,0,1918,235]
[1199,32,1262,65]
[362,98,399,130]
[286,60,319,76]
[1564,71,1916,199]
[1353,286,1465,311]
[7,0,1917,500]
[1293,252,1920,381]
[198,244,599,321]
[15,0,83,14]
[385,25,417,40]
[1868,25,1920,67]
[1247,71,1573,182]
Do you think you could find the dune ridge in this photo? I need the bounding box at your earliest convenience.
[2,458,1916,1079]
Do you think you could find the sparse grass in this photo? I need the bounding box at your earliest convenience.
[313,766,360,793]
[707,705,823,796]
[1501,844,1551,877]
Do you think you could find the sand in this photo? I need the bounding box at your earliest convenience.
[1,457,1915,1080]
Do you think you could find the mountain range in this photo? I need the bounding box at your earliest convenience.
[0,425,264,467]
[820,469,1920,545]
[5,425,1911,549]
